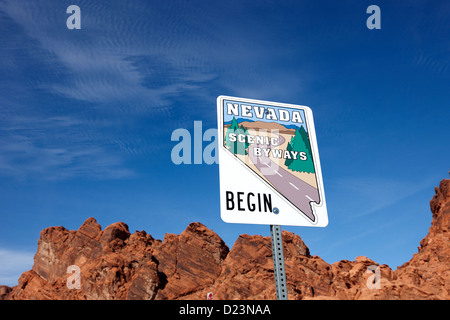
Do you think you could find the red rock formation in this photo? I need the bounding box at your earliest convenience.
[393,177,450,299]
[1,176,449,300]
[153,222,229,299]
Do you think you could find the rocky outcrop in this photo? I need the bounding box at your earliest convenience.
[393,177,450,299]
[1,176,449,300]
[153,222,229,299]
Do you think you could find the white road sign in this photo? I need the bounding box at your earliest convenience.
[217,96,328,227]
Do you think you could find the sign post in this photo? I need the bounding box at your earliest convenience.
[217,96,328,300]
[270,224,287,300]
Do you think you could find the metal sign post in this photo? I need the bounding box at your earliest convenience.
[270,225,288,300]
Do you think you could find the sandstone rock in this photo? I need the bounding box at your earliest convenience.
[154,222,229,300]
[0,285,12,300]
[3,176,449,300]
[206,233,275,300]
[100,222,130,250]
[393,177,450,300]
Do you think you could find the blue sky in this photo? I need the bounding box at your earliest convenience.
[0,0,449,286]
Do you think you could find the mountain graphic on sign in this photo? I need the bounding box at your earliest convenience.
[223,117,320,222]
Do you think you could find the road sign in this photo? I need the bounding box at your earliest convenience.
[217,96,328,227]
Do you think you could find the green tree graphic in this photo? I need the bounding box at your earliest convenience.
[225,117,249,155]
[284,136,295,167]
[299,125,311,154]
[285,127,315,173]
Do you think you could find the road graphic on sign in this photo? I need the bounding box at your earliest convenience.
[247,132,320,222]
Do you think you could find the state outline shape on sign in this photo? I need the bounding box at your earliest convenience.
[217,95,328,227]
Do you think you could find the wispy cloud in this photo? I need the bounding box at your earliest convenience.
[0,113,136,180]
[1,0,219,107]
[0,0,330,181]
[1,1,209,180]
